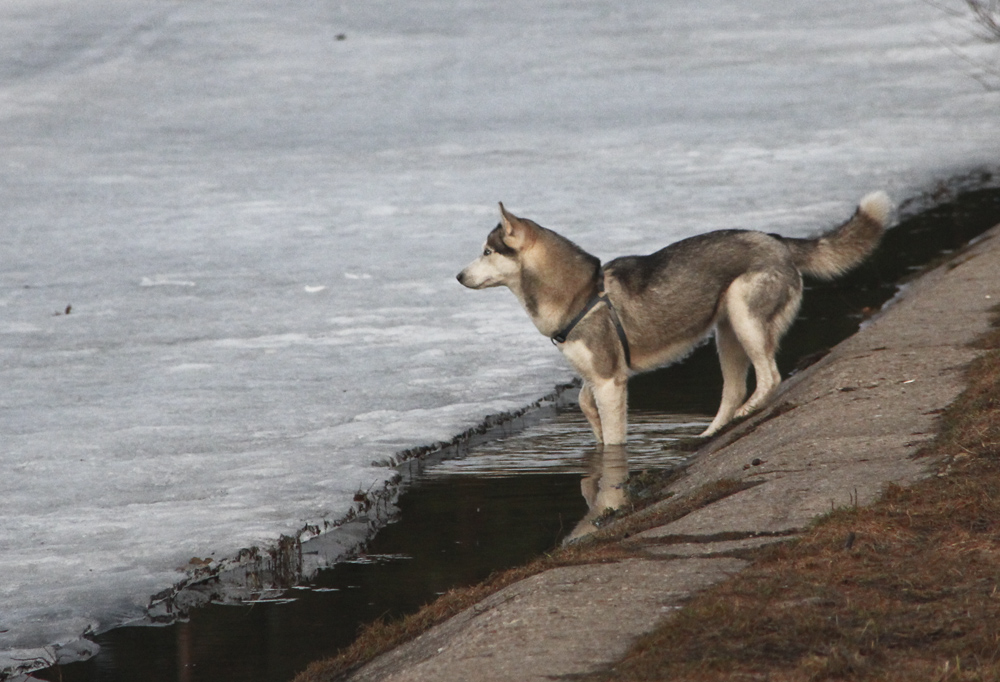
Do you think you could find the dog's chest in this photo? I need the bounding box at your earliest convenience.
[557,339,597,376]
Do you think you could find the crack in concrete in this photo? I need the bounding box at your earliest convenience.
[629,529,801,547]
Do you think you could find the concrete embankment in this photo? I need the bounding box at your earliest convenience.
[341,224,1000,682]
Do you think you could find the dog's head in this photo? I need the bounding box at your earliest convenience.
[456,203,536,289]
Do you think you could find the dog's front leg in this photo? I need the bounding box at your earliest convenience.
[578,382,604,443]
[589,377,628,445]
[560,340,626,444]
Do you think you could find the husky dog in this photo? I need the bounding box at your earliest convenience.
[457,192,892,444]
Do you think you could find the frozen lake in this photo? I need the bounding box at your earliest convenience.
[2,0,999,675]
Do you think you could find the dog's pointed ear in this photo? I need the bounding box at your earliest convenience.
[499,202,531,249]
[498,202,515,234]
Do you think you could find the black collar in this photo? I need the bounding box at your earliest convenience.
[550,270,632,368]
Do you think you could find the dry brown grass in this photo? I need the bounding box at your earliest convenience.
[588,312,1000,682]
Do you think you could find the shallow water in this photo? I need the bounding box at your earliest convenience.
[37,187,1000,682]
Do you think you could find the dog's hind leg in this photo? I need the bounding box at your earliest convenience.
[730,330,779,420]
[725,273,798,420]
[578,382,604,443]
[700,319,751,437]
[590,377,628,445]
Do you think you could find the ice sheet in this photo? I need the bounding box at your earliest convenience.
[1,0,999,673]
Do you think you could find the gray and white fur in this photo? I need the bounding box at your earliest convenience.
[457,191,892,444]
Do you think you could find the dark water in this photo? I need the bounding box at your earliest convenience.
[48,476,586,682]
[38,186,1000,682]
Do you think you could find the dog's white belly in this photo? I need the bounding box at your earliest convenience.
[630,333,712,374]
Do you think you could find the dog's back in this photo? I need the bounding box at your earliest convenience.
[601,192,890,372]
[602,230,798,368]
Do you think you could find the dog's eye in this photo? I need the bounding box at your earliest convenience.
[483,247,493,257]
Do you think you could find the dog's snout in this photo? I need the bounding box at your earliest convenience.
[456,271,466,285]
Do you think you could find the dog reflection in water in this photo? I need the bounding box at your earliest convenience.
[564,445,629,543]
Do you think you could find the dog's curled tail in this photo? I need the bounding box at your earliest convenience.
[787,190,893,280]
